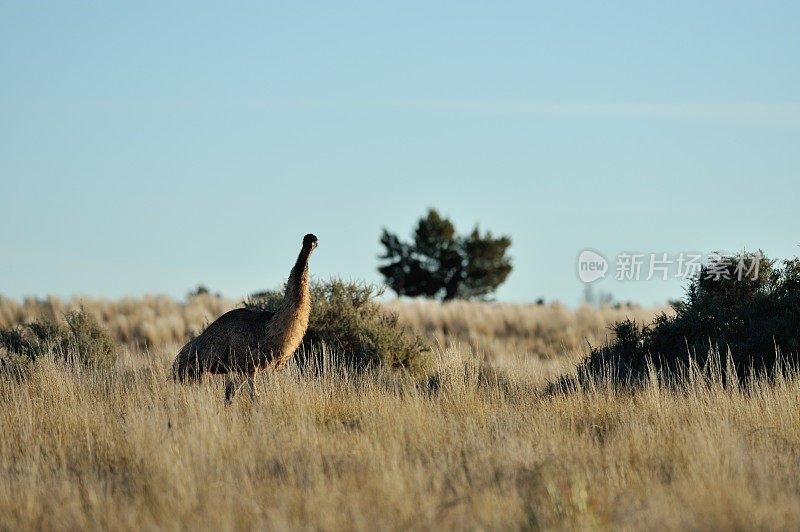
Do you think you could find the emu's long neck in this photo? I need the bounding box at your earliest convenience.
[274,246,311,318]
[266,245,312,357]
[287,246,311,299]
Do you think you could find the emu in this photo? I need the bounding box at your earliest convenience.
[172,234,317,401]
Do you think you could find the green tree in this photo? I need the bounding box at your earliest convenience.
[378,209,512,301]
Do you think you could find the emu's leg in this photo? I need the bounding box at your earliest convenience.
[224,374,246,403]
[245,373,260,399]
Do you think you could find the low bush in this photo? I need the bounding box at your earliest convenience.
[573,252,800,386]
[0,307,117,370]
[246,278,430,372]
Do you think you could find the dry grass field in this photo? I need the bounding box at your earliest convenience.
[0,294,659,359]
[1,296,799,530]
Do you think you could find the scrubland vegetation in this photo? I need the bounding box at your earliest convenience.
[1,285,799,530]
[0,292,658,361]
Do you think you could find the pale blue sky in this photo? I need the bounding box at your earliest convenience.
[1,1,798,306]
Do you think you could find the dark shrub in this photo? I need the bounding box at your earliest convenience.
[0,307,117,369]
[0,328,37,374]
[573,252,800,386]
[246,278,430,372]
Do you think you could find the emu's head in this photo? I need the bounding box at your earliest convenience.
[303,233,318,253]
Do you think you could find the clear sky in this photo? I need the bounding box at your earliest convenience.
[1,1,798,306]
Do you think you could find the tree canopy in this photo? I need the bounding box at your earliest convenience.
[378,209,512,301]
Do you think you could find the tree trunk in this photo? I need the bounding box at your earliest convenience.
[442,266,463,301]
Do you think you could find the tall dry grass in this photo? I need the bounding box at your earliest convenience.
[2,296,796,529]
[1,343,799,530]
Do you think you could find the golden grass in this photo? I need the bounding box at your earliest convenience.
[1,297,797,530]
[2,341,799,530]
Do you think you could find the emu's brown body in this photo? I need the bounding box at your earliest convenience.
[172,234,317,400]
